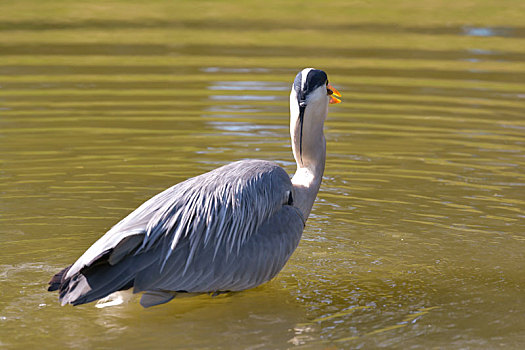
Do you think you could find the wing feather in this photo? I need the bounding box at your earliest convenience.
[55,159,304,305]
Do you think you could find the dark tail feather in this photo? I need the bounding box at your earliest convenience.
[48,235,153,306]
[63,260,137,306]
[47,256,136,306]
[55,252,157,306]
[48,265,72,292]
[48,237,145,306]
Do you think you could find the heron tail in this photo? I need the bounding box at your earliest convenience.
[48,265,72,292]
[48,234,146,306]
[48,255,138,306]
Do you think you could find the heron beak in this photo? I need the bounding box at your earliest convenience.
[328,84,342,104]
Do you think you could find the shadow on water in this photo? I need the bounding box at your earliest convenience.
[2,264,306,349]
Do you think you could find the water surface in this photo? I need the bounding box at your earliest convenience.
[1,1,525,348]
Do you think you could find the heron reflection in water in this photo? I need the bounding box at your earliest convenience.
[48,68,342,308]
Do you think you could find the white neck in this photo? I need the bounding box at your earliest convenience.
[289,90,328,221]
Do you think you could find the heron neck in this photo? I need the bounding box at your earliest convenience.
[291,120,326,221]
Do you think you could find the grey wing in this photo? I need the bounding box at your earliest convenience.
[134,199,304,294]
[53,159,305,305]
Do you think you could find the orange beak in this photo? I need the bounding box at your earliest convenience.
[328,83,342,104]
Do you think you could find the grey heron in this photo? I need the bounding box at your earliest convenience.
[48,68,342,308]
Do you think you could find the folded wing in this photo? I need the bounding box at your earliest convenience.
[50,159,304,306]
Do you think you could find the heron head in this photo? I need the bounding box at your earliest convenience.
[291,68,341,110]
[289,68,341,163]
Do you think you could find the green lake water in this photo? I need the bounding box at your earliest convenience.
[1,0,524,348]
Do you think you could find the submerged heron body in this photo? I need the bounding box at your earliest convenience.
[48,68,342,308]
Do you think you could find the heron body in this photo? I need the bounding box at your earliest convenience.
[48,68,341,308]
